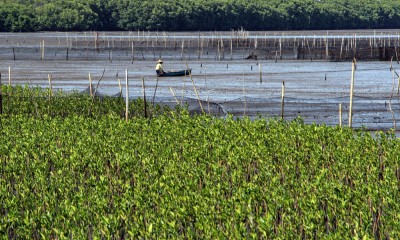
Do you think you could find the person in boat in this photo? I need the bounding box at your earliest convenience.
[155,59,165,76]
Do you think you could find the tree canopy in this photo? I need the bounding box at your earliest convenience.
[0,0,399,31]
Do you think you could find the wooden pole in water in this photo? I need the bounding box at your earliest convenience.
[8,66,11,86]
[397,75,400,95]
[131,40,134,63]
[89,73,93,97]
[281,81,285,120]
[48,74,52,97]
[125,69,129,122]
[169,87,180,105]
[340,37,344,60]
[42,40,45,60]
[118,78,122,97]
[259,62,262,84]
[230,38,233,60]
[325,37,329,61]
[152,77,159,106]
[141,78,147,118]
[197,31,201,59]
[40,41,42,60]
[0,73,2,114]
[243,73,246,116]
[181,40,185,60]
[339,103,342,127]
[349,59,356,128]
[188,63,204,113]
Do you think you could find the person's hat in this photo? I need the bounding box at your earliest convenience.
[157,59,163,63]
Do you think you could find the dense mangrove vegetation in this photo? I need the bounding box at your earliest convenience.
[1,0,400,32]
[1,86,400,238]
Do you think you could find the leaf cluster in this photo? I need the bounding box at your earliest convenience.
[0,85,399,238]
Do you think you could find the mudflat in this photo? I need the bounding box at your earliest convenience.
[0,31,399,131]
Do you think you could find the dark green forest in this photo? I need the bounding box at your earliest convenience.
[1,0,400,32]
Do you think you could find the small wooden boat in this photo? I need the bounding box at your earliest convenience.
[158,69,191,77]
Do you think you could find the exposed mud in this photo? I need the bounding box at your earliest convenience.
[1,31,400,131]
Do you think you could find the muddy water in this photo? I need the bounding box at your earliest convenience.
[1,31,400,131]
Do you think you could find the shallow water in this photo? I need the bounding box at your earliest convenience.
[1,31,400,131]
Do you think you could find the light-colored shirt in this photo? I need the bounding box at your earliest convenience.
[155,63,163,71]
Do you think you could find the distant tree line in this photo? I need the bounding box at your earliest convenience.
[1,0,400,32]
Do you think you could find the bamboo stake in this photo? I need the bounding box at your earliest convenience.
[169,87,180,105]
[339,103,342,127]
[243,73,246,116]
[217,40,220,60]
[142,78,147,118]
[41,40,45,60]
[181,40,185,60]
[152,77,159,106]
[188,63,204,113]
[281,81,285,120]
[397,75,400,95]
[230,38,233,60]
[198,31,201,59]
[259,62,262,84]
[325,37,329,61]
[207,96,210,115]
[118,78,122,97]
[48,74,52,97]
[389,66,396,129]
[89,73,93,97]
[221,36,224,60]
[389,64,399,94]
[8,66,11,86]
[340,37,344,60]
[131,40,134,63]
[0,73,2,114]
[125,69,129,122]
[349,59,356,128]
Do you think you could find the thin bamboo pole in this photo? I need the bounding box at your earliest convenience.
[125,69,129,122]
[339,103,342,127]
[0,73,2,114]
[389,68,396,129]
[89,73,93,97]
[188,63,204,113]
[281,81,285,120]
[8,66,11,86]
[142,78,147,118]
[243,73,246,116]
[181,40,185,60]
[118,78,122,97]
[48,74,53,97]
[325,37,329,61]
[152,77,159,106]
[131,40,134,63]
[42,40,45,60]
[397,75,400,95]
[230,38,233,60]
[169,87,180,105]
[259,62,262,84]
[348,59,356,128]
